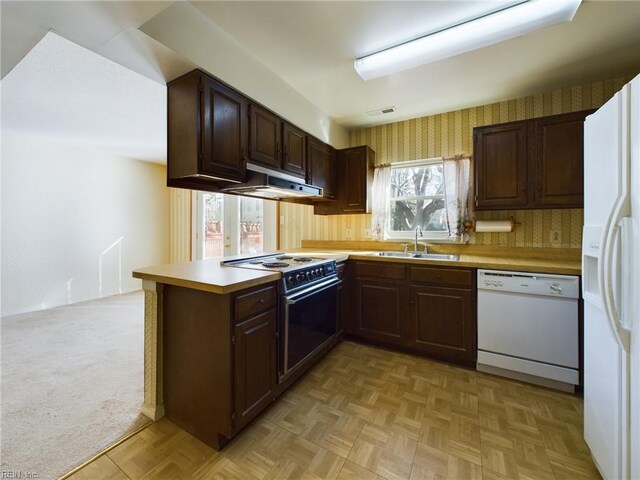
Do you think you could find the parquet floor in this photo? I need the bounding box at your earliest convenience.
[67,341,601,480]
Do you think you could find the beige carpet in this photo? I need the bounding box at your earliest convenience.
[1,291,151,480]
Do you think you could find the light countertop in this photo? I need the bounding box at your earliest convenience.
[132,258,280,294]
[133,244,581,294]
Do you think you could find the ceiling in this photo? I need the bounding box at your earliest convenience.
[2,1,639,133]
[184,0,640,127]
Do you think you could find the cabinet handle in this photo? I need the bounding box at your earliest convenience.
[258,298,265,304]
[276,141,281,156]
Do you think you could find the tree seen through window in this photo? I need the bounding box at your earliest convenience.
[389,163,446,233]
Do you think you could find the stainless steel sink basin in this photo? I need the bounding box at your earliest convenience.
[372,252,460,261]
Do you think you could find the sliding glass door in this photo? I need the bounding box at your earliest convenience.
[193,192,276,259]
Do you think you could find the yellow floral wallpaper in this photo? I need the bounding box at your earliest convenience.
[279,75,634,250]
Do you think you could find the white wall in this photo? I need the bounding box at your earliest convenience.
[1,131,169,316]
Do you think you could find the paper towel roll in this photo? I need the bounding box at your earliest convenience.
[474,220,514,233]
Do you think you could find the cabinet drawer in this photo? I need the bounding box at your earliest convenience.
[234,285,277,321]
[356,262,405,280]
[410,267,472,287]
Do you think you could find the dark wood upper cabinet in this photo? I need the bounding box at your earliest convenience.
[248,106,308,177]
[474,122,528,209]
[473,110,593,210]
[307,136,336,199]
[534,111,587,207]
[167,71,248,187]
[248,104,282,169]
[341,146,373,212]
[314,145,374,215]
[282,122,306,176]
[167,69,314,192]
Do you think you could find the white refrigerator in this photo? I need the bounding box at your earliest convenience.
[582,73,639,480]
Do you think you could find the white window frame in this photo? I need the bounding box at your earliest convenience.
[386,158,449,241]
[192,192,277,259]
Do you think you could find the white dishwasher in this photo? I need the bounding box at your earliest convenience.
[477,269,580,392]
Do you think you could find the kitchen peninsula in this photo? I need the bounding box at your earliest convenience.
[133,244,581,450]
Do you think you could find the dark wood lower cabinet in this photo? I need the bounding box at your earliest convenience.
[163,284,234,450]
[161,260,477,453]
[349,261,477,366]
[356,278,404,344]
[162,282,278,450]
[233,309,277,430]
[409,285,476,364]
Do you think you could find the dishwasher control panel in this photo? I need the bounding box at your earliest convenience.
[478,270,580,298]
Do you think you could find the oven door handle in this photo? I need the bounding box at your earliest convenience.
[284,277,341,305]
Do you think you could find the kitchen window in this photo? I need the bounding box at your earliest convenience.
[193,192,277,259]
[386,159,448,240]
[372,155,472,242]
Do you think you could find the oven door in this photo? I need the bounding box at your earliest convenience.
[280,276,340,382]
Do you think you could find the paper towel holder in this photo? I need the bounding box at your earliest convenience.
[463,216,521,231]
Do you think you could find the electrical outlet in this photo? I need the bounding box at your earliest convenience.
[345,228,352,239]
[550,230,561,244]
[364,228,372,238]
[280,215,285,225]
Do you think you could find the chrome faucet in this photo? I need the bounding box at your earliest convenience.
[414,226,423,252]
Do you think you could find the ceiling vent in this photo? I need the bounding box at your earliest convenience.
[367,106,396,116]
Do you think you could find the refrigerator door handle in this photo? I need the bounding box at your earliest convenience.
[599,198,631,353]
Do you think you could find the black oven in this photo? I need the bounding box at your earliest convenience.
[221,254,342,385]
[279,275,340,382]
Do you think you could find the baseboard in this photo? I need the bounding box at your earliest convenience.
[141,403,165,421]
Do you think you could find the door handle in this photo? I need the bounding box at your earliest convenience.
[599,193,631,352]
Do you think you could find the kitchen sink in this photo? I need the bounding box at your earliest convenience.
[371,252,460,261]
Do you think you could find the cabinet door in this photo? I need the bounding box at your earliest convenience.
[356,278,404,345]
[534,112,588,207]
[307,137,336,199]
[233,309,277,430]
[282,123,306,177]
[409,286,476,364]
[341,146,372,213]
[201,76,248,182]
[249,105,281,169]
[474,122,528,210]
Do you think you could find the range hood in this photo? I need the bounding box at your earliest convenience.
[221,163,322,200]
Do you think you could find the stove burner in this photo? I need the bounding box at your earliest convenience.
[293,257,314,262]
[262,262,289,268]
[248,260,263,265]
[276,255,293,260]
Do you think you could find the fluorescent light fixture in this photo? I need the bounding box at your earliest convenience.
[354,0,581,81]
